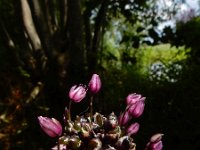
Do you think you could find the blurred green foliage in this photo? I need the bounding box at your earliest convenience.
[99,39,200,150]
[136,44,189,82]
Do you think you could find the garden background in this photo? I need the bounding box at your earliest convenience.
[0,0,200,149]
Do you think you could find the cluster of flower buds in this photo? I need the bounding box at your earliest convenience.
[68,74,101,103]
[119,93,145,127]
[52,112,138,150]
[38,74,163,150]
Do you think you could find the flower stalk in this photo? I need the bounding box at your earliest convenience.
[57,138,60,150]
[89,95,94,122]
[68,100,72,121]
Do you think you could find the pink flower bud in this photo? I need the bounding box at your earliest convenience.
[146,133,164,150]
[126,93,142,105]
[128,100,145,118]
[127,122,140,136]
[118,110,131,126]
[88,74,101,94]
[69,85,87,102]
[150,141,163,150]
[38,116,62,137]
[150,133,164,143]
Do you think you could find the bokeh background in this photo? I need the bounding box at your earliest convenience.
[0,0,200,149]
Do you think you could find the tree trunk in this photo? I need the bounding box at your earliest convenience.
[67,0,85,84]
[87,0,109,75]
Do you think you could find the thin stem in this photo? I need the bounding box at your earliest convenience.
[68,100,72,121]
[89,95,94,122]
[57,138,60,150]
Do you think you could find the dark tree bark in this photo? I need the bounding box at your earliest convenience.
[86,0,109,75]
[67,0,85,84]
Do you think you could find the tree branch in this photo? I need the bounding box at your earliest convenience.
[60,0,68,30]
[83,8,92,54]
[28,0,52,58]
[20,0,42,51]
[44,0,57,34]
[92,0,109,52]
[0,19,15,48]
[87,0,109,73]
[67,0,84,83]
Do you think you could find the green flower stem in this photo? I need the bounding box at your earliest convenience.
[68,100,72,121]
[89,95,94,122]
[57,138,60,150]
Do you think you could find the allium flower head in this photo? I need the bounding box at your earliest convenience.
[38,116,62,137]
[69,85,87,102]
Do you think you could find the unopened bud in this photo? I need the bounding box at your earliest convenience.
[38,116,62,137]
[127,122,140,136]
[69,85,87,102]
[126,93,144,105]
[150,141,163,150]
[150,133,164,143]
[118,111,131,126]
[146,133,164,150]
[128,100,145,118]
[88,74,101,94]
